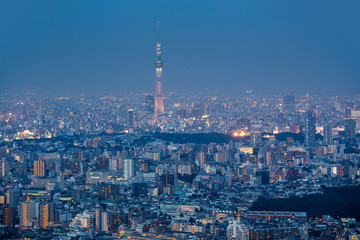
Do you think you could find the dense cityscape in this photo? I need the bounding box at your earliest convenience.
[0,90,359,239]
[1,1,360,240]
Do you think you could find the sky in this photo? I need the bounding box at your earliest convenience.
[0,0,359,95]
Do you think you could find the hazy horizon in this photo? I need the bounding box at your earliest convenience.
[1,0,359,95]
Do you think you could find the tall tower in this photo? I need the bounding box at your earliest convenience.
[154,21,164,116]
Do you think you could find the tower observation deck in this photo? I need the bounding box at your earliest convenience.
[154,21,164,116]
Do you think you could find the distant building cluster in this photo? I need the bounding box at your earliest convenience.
[0,92,359,239]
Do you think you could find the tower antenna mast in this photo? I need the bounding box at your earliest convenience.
[157,20,160,42]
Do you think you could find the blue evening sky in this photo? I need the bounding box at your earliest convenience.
[0,0,359,95]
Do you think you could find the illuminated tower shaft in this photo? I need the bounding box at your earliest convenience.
[154,21,164,115]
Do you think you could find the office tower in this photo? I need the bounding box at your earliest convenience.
[123,159,135,180]
[323,124,333,145]
[128,109,134,127]
[6,189,21,208]
[305,110,316,146]
[283,94,295,113]
[345,118,356,146]
[154,21,164,116]
[2,207,16,226]
[34,160,46,176]
[145,94,155,114]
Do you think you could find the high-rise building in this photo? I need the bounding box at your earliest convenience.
[198,151,206,167]
[128,109,134,127]
[145,94,155,115]
[109,157,122,171]
[305,110,316,147]
[123,159,135,180]
[351,110,360,131]
[260,170,270,185]
[40,204,49,229]
[345,107,352,118]
[154,21,164,116]
[345,118,356,146]
[266,151,272,166]
[250,131,262,147]
[283,94,295,113]
[40,203,55,229]
[1,161,8,177]
[101,211,109,232]
[6,189,21,208]
[323,124,333,145]
[34,160,46,177]
[95,208,102,231]
[158,174,176,189]
[20,201,36,228]
[2,207,16,227]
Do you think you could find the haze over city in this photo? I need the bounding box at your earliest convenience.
[1,0,359,95]
[1,1,360,240]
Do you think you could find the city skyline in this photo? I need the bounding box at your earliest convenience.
[0,2,360,238]
[0,0,360,95]
[154,21,164,116]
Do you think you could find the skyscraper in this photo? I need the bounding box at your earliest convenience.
[145,94,155,115]
[323,124,333,145]
[283,94,295,114]
[128,109,134,127]
[305,110,316,146]
[345,118,356,146]
[154,21,164,116]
